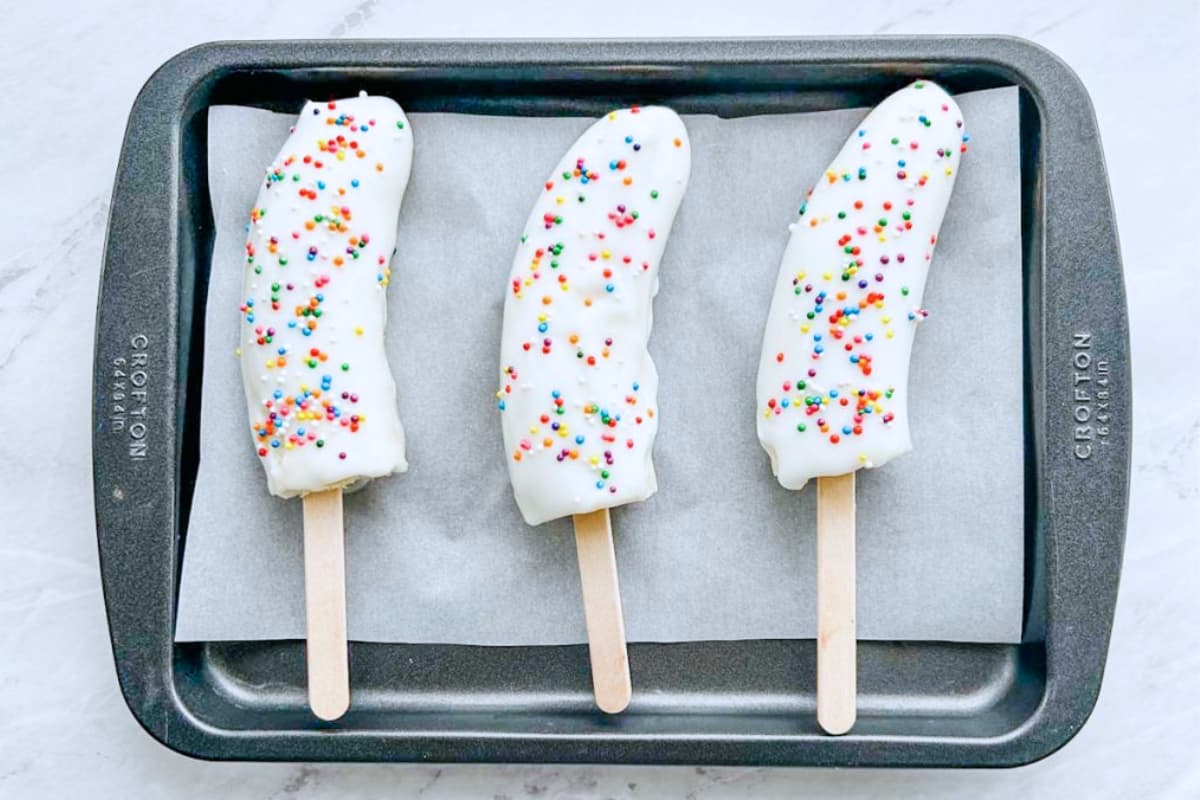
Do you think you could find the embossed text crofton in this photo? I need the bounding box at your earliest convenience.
[92,37,1129,766]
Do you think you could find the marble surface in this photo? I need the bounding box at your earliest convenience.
[1,0,1195,796]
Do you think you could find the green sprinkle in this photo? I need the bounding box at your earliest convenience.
[341,363,350,371]
[600,470,610,479]
[396,120,405,129]
[316,440,325,448]
[837,210,847,219]
[797,423,807,432]
[650,189,659,199]
[901,286,910,296]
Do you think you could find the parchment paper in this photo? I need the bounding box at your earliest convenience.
[176,87,1023,644]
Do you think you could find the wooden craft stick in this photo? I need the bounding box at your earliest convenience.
[572,508,632,714]
[817,472,857,735]
[302,487,350,721]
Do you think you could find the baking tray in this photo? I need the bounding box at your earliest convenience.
[92,37,1129,766]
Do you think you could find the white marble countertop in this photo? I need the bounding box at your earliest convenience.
[2,0,1196,796]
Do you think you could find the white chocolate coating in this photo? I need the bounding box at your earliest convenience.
[757,81,966,489]
[498,107,691,526]
[239,94,412,498]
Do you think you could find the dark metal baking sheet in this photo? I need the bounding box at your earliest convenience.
[92,37,1129,767]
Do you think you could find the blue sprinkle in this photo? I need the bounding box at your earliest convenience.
[287,321,297,329]
[609,160,618,170]
[270,440,280,448]
[842,425,853,435]
[575,435,585,444]
[850,355,860,363]
[624,135,633,143]
[273,390,283,399]
[537,322,548,333]
[497,400,506,410]
[962,133,970,142]
[317,181,326,190]
[632,382,640,391]
[898,159,907,168]
[605,283,614,293]
[858,129,866,137]
[596,480,605,489]
[277,347,286,355]
[552,390,561,398]
[865,333,874,341]
[351,179,360,188]
[781,399,791,408]
[302,328,312,336]
[830,389,840,398]
[814,345,824,354]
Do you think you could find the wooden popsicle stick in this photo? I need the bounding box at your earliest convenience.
[816,472,857,735]
[301,487,350,721]
[572,508,632,714]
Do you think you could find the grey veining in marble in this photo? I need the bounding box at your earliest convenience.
[2,0,1197,797]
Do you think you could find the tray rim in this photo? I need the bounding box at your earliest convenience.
[92,35,1130,768]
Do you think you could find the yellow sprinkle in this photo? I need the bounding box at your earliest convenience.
[234,347,242,357]
[336,151,346,161]
[763,409,771,418]
[600,250,611,260]
[355,326,364,336]
[589,455,600,466]
[284,442,294,450]
[822,272,832,281]
[537,313,547,322]
[608,112,618,120]
[858,454,868,463]
[555,196,564,205]
[800,324,810,334]
[882,316,892,324]
[886,330,895,339]
[945,167,954,176]
[529,426,539,435]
